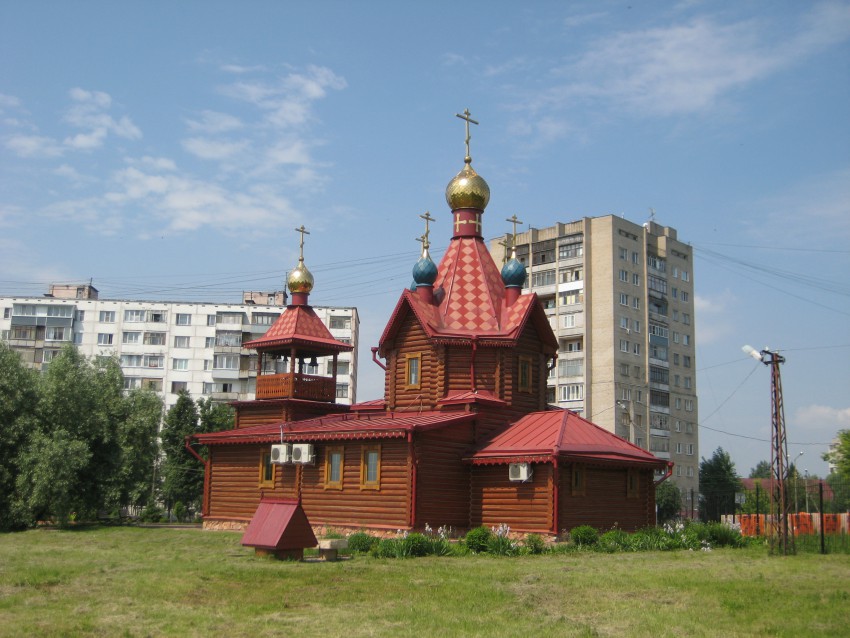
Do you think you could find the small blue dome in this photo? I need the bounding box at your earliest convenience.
[412,253,438,287]
[501,257,526,288]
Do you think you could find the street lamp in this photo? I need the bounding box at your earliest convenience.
[742,344,793,555]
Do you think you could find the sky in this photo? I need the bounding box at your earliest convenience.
[1,1,848,479]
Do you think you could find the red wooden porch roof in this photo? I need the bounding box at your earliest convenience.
[467,409,667,468]
[243,305,353,353]
[192,410,476,445]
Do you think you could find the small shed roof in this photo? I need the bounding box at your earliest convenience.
[241,497,318,551]
[244,305,353,353]
[467,409,667,468]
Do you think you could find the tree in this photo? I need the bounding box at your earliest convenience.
[0,344,38,531]
[749,460,771,479]
[197,396,235,435]
[699,447,741,522]
[160,391,201,511]
[655,480,682,524]
[114,389,163,511]
[824,429,850,479]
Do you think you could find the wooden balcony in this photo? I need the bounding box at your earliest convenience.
[255,372,336,402]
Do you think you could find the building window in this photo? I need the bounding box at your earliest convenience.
[632,251,639,265]
[2,308,9,319]
[144,332,166,346]
[213,354,239,370]
[560,267,582,282]
[122,331,141,344]
[205,337,215,348]
[405,353,421,389]
[683,313,691,325]
[97,333,114,346]
[620,339,629,353]
[681,291,689,302]
[560,383,583,401]
[336,383,349,399]
[647,275,667,295]
[75,310,85,322]
[672,287,678,300]
[171,381,188,394]
[172,358,189,371]
[124,309,145,322]
[174,335,190,348]
[560,290,583,306]
[650,390,670,407]
[259,449,275,487]
[558,240,583,259]
[648,255,666,272]
[620,363,630,376]
[675,397,682,410]
[329,315,351,330]
[571,464,585,496]
[633,320,641,334]
[685,399,694,412]
[253,313,279,325]
[683,356,691,368]
[684,377,692,389]
[324,447,344,489]
[207,314,216,326]
[518,356,533,393]
[627,469,639,498]
[144,355,164,369]
[336,361,350,376]
[619,269,629,282]
[619,247,628,260]
[216,331,242,347]
[148,311,167,323]
[682,270,690,282]
[632,297,640,310]
[531,269,556,287]
[99,310,115,323]
[45,327,66,341]
[632,273,640,286]
[683,334,691,346]
[361,445,381,490]
[120,354,143,367]
[175,313,191,325]
[563,338,582,353]
[141,378,163,391]
[561,313,577,329]
[619,293,629,306]
[558,357,583,377]
[649,366,669,384]
[47,306,73,317]
[620,316,629,331]
[124,377,141,390]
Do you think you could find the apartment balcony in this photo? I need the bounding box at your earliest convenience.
[255,372,335,402]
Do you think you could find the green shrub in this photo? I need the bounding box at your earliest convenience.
[570,525,599,547]
[523,534,546,555]
[403,533,431,557]
[630,527,673,551]
[370,538,400,558]
[172,501,186,523]
[464,526,493,553]
[139,504,164,523]
[487,534,518,556]
[705,522,745,548]
[348,532,380,553]
[428,538,455,556]
[598,529,630,552]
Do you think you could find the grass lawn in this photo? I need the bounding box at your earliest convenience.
[1,527,848,637]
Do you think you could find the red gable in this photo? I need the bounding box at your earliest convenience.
[467,409,668,468]
[244,305,352,352]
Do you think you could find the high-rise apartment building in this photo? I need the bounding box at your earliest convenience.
[490,216,698,497]
[0,284,359,413]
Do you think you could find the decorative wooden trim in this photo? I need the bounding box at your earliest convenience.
[360,444,381,490]
[324,446,344,490]
[405,352,422,390]
[258,448,275,487]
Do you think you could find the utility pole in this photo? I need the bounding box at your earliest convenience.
[743,345,794,555]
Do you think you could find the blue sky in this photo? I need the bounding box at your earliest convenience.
[1,1,848,478]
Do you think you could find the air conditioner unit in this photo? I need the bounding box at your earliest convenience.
[509,462,532,483]
[291,443,315,464]
[270,443,290,464]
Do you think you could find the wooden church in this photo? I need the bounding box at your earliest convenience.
[191,113,670,536]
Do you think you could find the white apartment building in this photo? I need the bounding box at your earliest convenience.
[0,284,359,413]
[491,216,698,498]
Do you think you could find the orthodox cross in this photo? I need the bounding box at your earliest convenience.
[416,234,427,253]
[506,214,523,248]
[419,211,435,249]
[455,108,479,162]
[294,225,310,260]
[498,238,511,264]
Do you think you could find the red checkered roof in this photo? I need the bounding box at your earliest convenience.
[379,237,558,352]
[243,305,353,353]
[468,410,668,468]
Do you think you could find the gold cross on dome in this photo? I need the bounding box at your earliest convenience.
[506,214,523,248]
[419,211,435,248]
[454,215,482,233]
[455,108,479,162]
[294,225,310,260]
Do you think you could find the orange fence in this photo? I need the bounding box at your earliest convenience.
[732,513,849,537]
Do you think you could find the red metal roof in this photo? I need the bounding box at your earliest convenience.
[193,410,476,445]
[243,305,353,353]
[467,409,667,468]
[241,497,318,551]
[438,389,506,407]
[378,237,558,354]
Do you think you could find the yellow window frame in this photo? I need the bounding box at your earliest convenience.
[258,448,275,487]
[405,353,422,389]
[360,445,381,490]
[324,446,344,490]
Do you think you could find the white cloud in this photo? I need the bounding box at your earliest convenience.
[63,87,142,149]
[6,134,64,158]
[792,404,850,433]
[563,11,607,28]
[182,137,248,160]
[186,110,244,134]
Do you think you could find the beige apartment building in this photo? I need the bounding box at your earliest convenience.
[490,216,698,499]
[0,283,359,414]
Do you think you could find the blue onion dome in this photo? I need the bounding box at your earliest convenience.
[412,249,438,286]
[501,253,526,287]
[445,161,490,211]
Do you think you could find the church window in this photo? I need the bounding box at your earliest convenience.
[360,446,381,490]
[518,356,533,393]
[571,465,585,496]
[627,469,639,498]
[325,447,344,490]
[258,449,275,487]
[405,353,421,389]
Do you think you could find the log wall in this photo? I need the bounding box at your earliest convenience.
[470,463,553,532]
[559,465,655,532]
[414,424,475,529]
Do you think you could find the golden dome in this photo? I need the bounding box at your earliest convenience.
[445,161,490,211]
[287,259,314,294]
